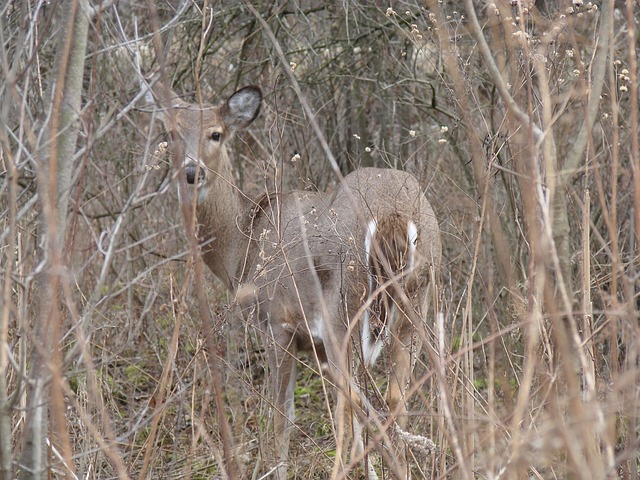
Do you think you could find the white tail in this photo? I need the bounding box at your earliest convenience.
[151,82,442,479]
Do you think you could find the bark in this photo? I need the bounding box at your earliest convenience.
[19,1,91,478]
[553,1,613,296]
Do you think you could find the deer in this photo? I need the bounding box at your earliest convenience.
[149,80,442,479]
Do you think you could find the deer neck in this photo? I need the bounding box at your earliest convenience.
[194,157,251,292]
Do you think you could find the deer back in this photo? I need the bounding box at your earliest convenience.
[236,167,441,357]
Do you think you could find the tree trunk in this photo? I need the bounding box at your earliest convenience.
[18,1,91,478]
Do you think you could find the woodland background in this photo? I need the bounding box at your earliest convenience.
[1,0,639,478]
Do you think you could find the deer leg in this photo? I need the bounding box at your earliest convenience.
[349,410,379,480]
[322,336,379,480]
[266,324,298,480]
[386,324,422,480]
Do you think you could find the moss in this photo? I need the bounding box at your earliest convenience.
[125,364,149,387]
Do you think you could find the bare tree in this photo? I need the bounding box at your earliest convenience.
[16,1,92,478]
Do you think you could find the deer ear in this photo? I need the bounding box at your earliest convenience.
[223,86,262,131]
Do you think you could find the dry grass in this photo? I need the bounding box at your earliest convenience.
[1,0,639,479]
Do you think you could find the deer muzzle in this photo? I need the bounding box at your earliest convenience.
[184,161,206,185]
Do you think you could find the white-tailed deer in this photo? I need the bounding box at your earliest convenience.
[151,81,442,479]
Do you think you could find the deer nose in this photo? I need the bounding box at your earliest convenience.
[185,164,205,185]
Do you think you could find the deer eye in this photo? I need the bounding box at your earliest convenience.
[210,132,221,142]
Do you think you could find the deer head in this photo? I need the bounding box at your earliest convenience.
[151,81,261,205]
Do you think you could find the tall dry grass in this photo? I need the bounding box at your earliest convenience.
[1,0,638,478]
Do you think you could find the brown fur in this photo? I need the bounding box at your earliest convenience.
[368,215,414,339]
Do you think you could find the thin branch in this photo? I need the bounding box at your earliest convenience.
[243,2,343,180]
[463,0,544,143]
